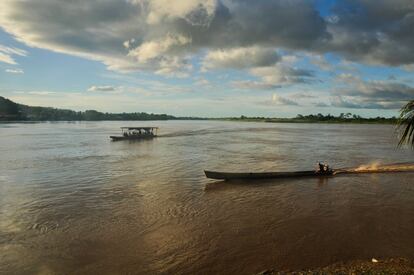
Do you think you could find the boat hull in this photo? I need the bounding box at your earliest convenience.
[204,170,333,180]
[110,135,156,141]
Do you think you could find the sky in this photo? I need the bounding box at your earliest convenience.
[1,0,414,117]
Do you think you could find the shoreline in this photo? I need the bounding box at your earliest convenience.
[260,258,414,274]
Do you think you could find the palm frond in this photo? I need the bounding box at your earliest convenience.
[397,100,414,147]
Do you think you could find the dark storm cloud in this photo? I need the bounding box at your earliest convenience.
[324,0,414,65]
[213,0,328,49]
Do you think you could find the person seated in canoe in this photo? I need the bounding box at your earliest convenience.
[318,162,325,173]
[317,162,332,174]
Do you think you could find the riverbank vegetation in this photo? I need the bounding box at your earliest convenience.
[398,100,414,147]
[0,96,399,123]
[0,96,199,121]
[226,113,397,124]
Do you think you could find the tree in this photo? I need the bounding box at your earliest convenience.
[398,100,414,147]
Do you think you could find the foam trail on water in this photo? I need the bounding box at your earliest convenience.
[346,162,414,173]
[354,161,382,172]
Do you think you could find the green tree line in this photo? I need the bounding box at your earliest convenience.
[0,96,179,121]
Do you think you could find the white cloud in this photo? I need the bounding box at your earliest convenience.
[202,47,280,70]
[138,0,218,25]
[128,34,191,63]
[335,73,360,83]
[309,54,332,71]
[232,80,278,90]
[87,85,118,92]
[271,94,299,106]
[195,78,210,86]
[27,91,57,95]
[231,64,315,90]
[402,64,414,72]
[250,65,314,86]
[280,55,300,64]
[0,52,17,65]
[154,56,193,77]
[126,34,193,77]
[0,45,27,56]
[5,68,24,74]
[86,83,192,96]
[0,45,27,65]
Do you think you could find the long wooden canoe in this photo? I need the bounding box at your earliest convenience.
[204,170,333,180]
[204,167,414,180]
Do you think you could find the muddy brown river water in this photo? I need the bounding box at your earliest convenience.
[1,121,414,274]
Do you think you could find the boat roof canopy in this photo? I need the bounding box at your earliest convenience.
[121,127,158,130]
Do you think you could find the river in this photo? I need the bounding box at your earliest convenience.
[1,121,413,274]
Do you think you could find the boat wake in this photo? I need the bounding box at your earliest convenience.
[158,127,279,138]
[341,162,414,174]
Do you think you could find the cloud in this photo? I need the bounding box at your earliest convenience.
[402,64,414,72]
[137,0,218,26]
[126,34,193,76]
[195,78,210,86]
[0,52,17,65]
[232,80,279,90]
[0,45,27,56]
[335,73,360,83]
[255,93,300,107]
[86,83,192,96]
[315,102,329,107]
[0,45,27,65]
[1,0,414,82]
[250,65,315,86]
[87,85,117,92]
[308,54,332,71]
[0,0,146,71]
[202,47,280,70]
[27,91,57,95]
[332,76,414,109]
[5,68,24,74]
[271,94,299,106]
[128,34,191,63]
[323,0,414,66]
[290,92,316,99]
[231,63,315,90]
[330,96,402,110]
[336,79,414,101]
[0,0,327,75]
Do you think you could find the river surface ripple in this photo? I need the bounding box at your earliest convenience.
[1,121,414,274]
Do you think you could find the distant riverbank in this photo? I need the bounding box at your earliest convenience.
[218,115,397,124]
[1,96,397,124]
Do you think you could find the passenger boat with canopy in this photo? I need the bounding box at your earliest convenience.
[110,127,158,141]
